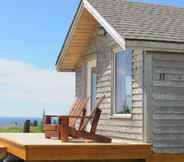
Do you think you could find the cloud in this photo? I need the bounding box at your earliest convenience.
[0,58,75,116]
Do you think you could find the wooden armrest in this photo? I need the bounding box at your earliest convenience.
[45,115,61,118]
[45,115,92,119]
[44,115,92,124]
[59,115,92,119]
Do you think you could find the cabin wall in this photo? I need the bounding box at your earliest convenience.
[75,63,87,99]
[146,51,184,153]
[75,34,144,142]
[96,35,144,142]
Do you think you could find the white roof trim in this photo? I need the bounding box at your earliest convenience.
[83,0,126,50]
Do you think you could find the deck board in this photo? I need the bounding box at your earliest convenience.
[0,133,152,161]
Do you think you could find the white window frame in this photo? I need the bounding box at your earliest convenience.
[86,59,96,113]
[112,47,132,118]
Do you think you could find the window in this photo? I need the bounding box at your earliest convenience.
[87,60,96,111]
[91,68,96,109]
[114,49,133,114]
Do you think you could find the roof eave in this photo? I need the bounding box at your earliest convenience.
[56,0,126,72]
[55,0,84,70]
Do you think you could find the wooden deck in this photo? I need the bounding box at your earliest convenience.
[0,144,7,160]
[0,133,152,161]
[1,133,184,162]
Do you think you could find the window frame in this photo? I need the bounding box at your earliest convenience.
[112,48,133,117]
[86,59,96,113]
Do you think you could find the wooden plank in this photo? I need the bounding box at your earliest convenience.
[97,130,143,141]
[0,134,184,162]
[97,125,143,134]
[98,119,143,127]
[126,40,184,53]
[0,137,26,160]
[153,53,184,62]
[0,133,151,161]
[143,51,153,143]
[0,145,7,160]
[150,153,184,162]
[26,144,151,161]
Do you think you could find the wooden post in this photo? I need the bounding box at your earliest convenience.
[23,120,30,133]
[0,146,7,160]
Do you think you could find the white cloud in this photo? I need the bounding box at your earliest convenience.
[0,58,75,116]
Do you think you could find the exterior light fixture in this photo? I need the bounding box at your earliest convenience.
[97,26,107,36]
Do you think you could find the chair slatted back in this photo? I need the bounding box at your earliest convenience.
[68,98,81,115]
[68,97,89,128]
[79,95,105,132]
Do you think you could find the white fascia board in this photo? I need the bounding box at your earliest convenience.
[83,0,126,50]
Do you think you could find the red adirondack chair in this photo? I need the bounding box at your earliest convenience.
[56,96,111,143]
[44,97,89,139]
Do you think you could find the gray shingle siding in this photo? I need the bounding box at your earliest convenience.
[150,51,184,153]
[76,64,87,99]
[95,34,144,142]
[75,33,144,142]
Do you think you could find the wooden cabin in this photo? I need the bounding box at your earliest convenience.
[1,1,184,161]
[56,0,184,154]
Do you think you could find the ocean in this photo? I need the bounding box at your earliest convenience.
[0,117,42,128]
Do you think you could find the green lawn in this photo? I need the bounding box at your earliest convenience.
[0,126,43,133]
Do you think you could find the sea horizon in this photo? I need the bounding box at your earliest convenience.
[0,116,42,128]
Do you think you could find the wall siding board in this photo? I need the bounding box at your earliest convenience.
[96,35,143,142]
[75,64,87,99]
[75,34,144,142]
[149,51,184,153]
[74,34,145,142]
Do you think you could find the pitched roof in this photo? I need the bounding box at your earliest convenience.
[88,0,184,43]
[56,0,184,71]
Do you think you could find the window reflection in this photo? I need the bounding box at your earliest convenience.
[115,49,132,114]
[91,68,96,109]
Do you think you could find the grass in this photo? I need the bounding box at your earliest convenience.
[0,126,43,133]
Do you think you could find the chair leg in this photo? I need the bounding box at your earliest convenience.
[58,125,69,142]
[58,116,69,142]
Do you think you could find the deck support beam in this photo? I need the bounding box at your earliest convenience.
[0,145,7,160]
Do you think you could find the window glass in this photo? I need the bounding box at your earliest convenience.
[91,68,96,109]
[115,49,132,114]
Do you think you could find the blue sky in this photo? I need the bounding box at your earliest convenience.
[0,0,183,117]
[0,0,80,69]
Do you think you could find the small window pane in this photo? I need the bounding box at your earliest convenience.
[91,68,96,109]
[115,49,132,114]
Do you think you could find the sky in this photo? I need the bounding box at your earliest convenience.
[0,0,183,117]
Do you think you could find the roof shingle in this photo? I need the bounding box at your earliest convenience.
[88,0,184,42]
